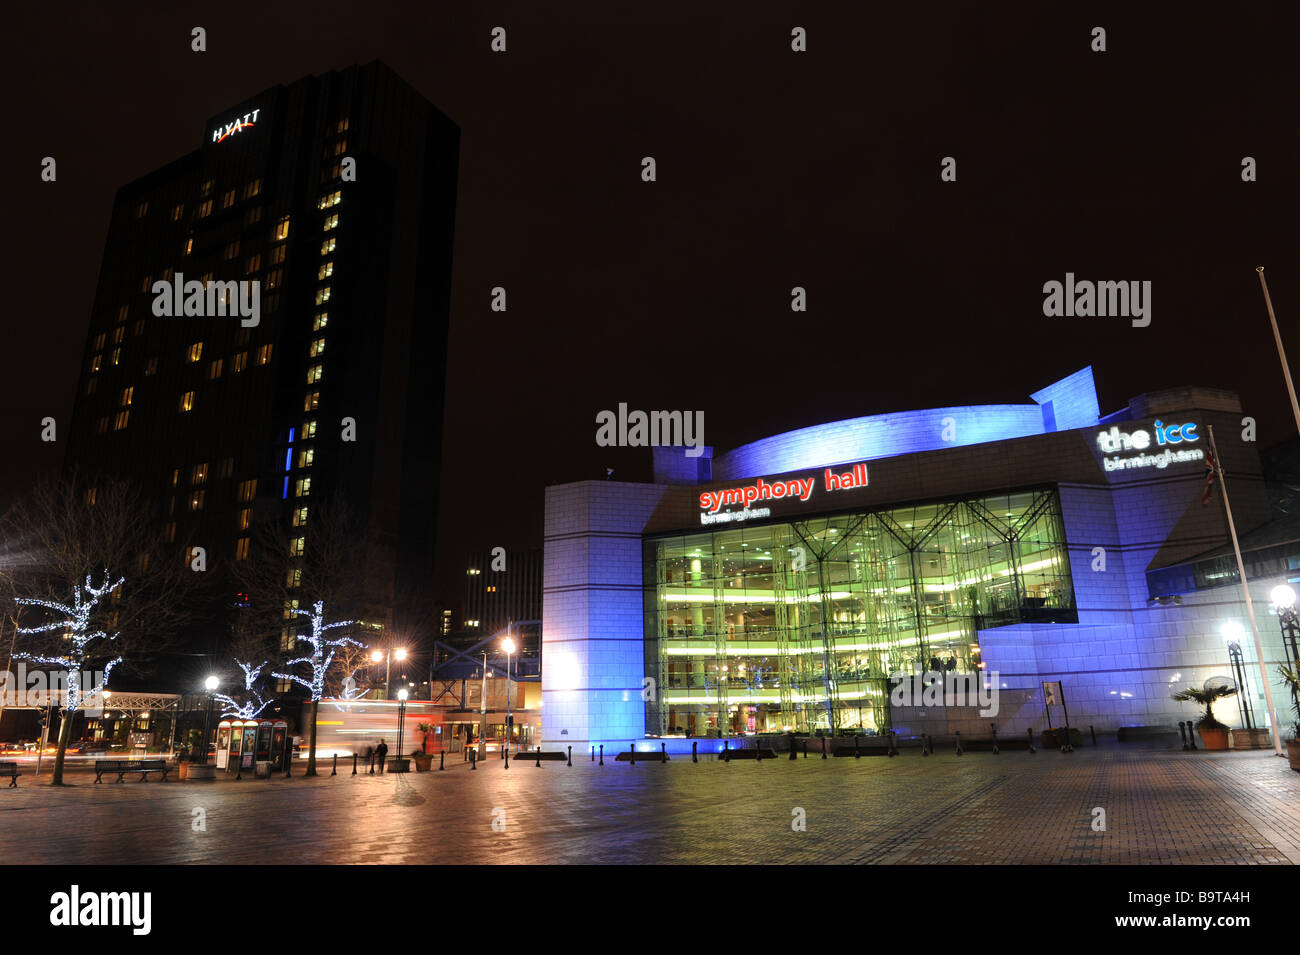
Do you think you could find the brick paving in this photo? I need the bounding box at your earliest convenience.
[1,747,1297,864]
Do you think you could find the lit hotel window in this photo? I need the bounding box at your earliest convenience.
[306,364,323,384]
[323,214,338,232]
[317,191,342,210]
[238,507,251,531]
[120,386,133,406]
[179,391,195,412]
[113,411,130,431]
[244,253,261,274]
[290,537,305,557]
[184,236,193,256]
[96,417,109,435]
[85,488,98,506]
[243,179,262,199]
[197,199,213,218]
[232,351,247,373]
[171,204,183,222]
[266,268,284,290]
[237,479,257,503]
[271,244,287,265]
[187,342,203,362]
[301,420,317,439]
[133,320,145,336]
[297,448,315,468]
[113,326,125,344]
[171,469,180,488]
[85,378,97,396]
[286,568,302,589]
[303,392,320,412]
[189,490,205,511]
[294,477,312,497]
[244,206,263,227]
[208,359,223,380]
[192,463,208,485]
[145,357,158,376]
[139,276,151,293]
[274,217,290,241]
[256,344,273,366]
[309,338,326,358]
[335,118,349,133]
[313,313,328,331]
[320,238,336,255]
[93,332,106,350]
[223,240,240,260]
[235,538,250,560]
[200,179,213,197]
[116,305,129,321]
[315,287,331,305]
[220,189,236,210]
[318,262,333,280]
[110,348,121,366]
[133,201,148,218]
[90,355,103,373]
[293,506,308,527]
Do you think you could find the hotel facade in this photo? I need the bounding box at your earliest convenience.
[542,367,1295,752]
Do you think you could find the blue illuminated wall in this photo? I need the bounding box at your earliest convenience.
[697,367,1100,482]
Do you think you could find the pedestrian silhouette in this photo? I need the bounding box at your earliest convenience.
[375,739,388,774]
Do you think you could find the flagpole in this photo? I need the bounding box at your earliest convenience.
[1206,424,1284,756]
[1257,267,1300,434]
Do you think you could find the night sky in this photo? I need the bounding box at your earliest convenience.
[6,2,1300,607]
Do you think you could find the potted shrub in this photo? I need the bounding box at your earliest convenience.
[1278,665,1300,773]
[1171,683,1237,750]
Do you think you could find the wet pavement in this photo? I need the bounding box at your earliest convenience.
[1,747,1297,864]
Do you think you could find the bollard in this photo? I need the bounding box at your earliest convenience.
[821,737,827,760]
[599,744,604,766]
[888,731,898,757]
[1089,724,1097,747]
[803,740,808,759]
[368,753,375,775]
[1187,722,1198,751]
[661,743,666,762]
[591,746,595,762]
[504,747,510,770]
[331,753,338,776]
[439,751,445,770]
[854,735,861,759]
[921,733,930,756]
[789,732,797,761]
[723,740,729,763]
[236,760,242,781]
[1178,721,1188,751]
[629,744,635,767]
[535,749,542,768]
[1027,728,1036,754]
[955,730,963,756]
[352,753,358,776]
[471,749,477,771]
[991,724,1000,756]
[692,740,698,763]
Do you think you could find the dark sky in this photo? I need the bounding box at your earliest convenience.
[6,1,1300,606]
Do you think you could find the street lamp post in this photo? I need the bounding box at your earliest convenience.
[396,688,408,760]
[1271,585,1300,715]
[201,675,219,766]
[1224,636,1255,730]
[370,647,407,699]
[502,633,516,753]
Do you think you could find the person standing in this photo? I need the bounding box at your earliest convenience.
[375,738,389,773]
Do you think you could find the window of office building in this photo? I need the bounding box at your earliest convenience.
[641,486,1076,739]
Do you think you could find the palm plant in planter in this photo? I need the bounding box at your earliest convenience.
[1171,683,1237,750]
[1277,664,1300,772]
[411,722,435,772]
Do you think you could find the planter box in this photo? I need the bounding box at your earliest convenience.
[387,757,410,773]
[412,755,432,772]
[1230,728,1272,750]
[178,762,216,781]
[1287,740,1300,773]
[1198,727,1230,751]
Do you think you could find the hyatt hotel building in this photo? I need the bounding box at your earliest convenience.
[542,367,1295,751]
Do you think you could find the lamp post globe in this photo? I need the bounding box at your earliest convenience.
[200,675,219,765]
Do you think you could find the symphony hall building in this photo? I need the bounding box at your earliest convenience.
[541,367,1295,752]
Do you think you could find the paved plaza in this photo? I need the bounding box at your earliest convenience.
[2,747,1297,865]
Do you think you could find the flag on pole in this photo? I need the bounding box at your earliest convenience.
[1201,448,1216,505]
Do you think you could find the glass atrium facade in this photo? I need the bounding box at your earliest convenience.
[643,486,1076,738]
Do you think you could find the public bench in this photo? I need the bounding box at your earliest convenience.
[0,761,21,788]
[522,751,568,761]
[960,738,1032,752]
[615,751,669,762]
[831,744,894,757]
[94,759,170,783]
[720,748,775,761]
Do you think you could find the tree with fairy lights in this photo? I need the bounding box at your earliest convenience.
[236,490,370,777]
[213,659,275,720]
[0,476,203,785]
[273,601,361,774]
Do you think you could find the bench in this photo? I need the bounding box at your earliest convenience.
[0,761,20,788]
[520,751,568,761]
[615,751,668,762]
[832,745,894,757]
[94,759,170,784]
[721,748,776,761]
[959,738,1032,752]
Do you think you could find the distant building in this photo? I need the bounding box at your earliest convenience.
[462,548,542,635]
